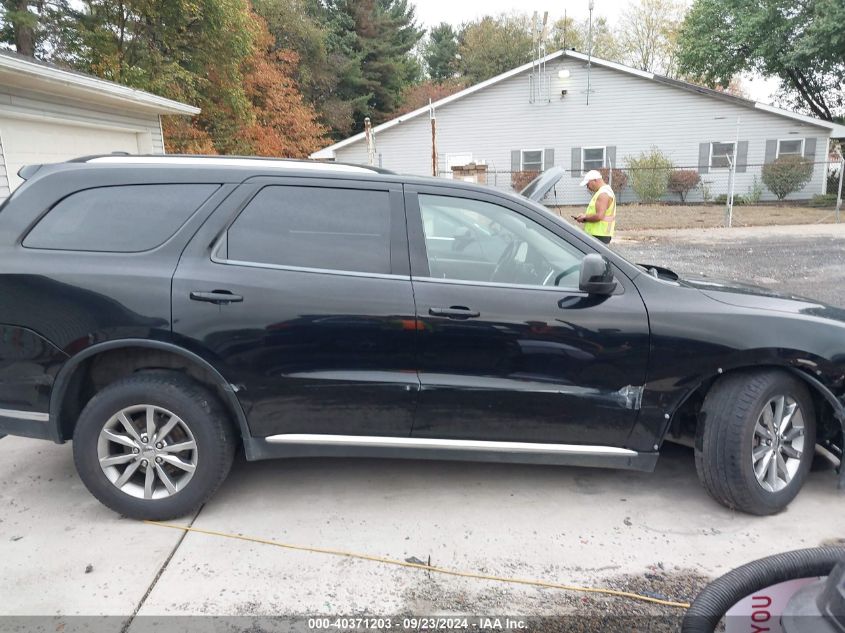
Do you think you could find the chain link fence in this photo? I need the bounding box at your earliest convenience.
[438,160,844,213]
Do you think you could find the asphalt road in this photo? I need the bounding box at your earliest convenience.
[1,224,844,630]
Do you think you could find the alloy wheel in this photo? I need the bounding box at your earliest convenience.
[96,404,198,500]
[752,395,805,493]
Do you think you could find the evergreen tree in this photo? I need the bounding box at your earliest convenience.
[424,22,459,81]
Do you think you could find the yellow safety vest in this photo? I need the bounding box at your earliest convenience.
[584,184,616,237]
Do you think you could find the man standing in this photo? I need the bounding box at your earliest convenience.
[574,169,616,244]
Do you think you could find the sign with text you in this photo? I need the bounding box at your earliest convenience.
[725,578,820,633]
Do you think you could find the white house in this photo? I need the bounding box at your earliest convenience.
[313,50,845,204]
[0,50,199,202]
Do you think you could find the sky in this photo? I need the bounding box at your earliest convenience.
[411,0,781,105]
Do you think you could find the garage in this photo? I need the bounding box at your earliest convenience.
[0,49,200,202]
[0,117,143,190]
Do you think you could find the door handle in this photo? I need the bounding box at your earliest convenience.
[190,290,243,305]
[428,306,480,319]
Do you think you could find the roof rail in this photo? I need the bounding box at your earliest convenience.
[76,154,395,174]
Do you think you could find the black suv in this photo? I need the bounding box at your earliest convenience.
[1,156,842,519]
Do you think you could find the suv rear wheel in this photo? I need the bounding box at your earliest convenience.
[73,373,237,520]
[695,370,816,515]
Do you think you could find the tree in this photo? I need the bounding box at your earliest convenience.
[598,168,629,195]
[549,15,584,52]
[392,79,466,117]
[0,0,71,57]
[712,76,751,99]
[236,28,328,158]
[252,0,347,134]
[61,1,326,156]
[618,0,684,75]
[677,0,845,121]
[668,169,701,202]
[424,22,459,81]
[457,14,534,84]
[65,0,257,121]
[322,0,423,132]
[761,155,814,200]
[628,148,674,202]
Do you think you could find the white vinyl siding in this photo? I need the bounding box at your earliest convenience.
[0,83,165,199]
[777,138,804,158]
[331,57,831,203]
[582,147,606,171]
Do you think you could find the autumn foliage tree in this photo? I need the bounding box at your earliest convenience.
[392,79,466,117]
[237,22,328,158]
[668,169,701,202]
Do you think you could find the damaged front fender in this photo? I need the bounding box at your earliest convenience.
[787,368,845,491]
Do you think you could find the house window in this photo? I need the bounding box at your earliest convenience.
[582,147,606,171]
[710,142,735,169]
[520,149,543,172]
[777,139,804,158]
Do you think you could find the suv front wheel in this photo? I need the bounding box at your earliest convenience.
[695,370,816,515]
[73,373,237,520]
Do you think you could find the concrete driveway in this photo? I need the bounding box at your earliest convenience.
[2,224,844,629]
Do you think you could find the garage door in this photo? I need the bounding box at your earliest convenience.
[0,117,141,190]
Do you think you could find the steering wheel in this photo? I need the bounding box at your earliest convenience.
[554,264,581,286]
[490,240,519,281]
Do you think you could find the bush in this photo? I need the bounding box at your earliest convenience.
[511,170,539,192]
[698,180,713,203]
[598,168,628,195]
[715,194,749,205]
[746,176,763,204]
[810,194,837,208]
[627,148,673,203]
[761,155,813,200]
[667,169,701,202]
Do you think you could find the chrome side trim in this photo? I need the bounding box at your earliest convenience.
[264,434,637,456]
[411,276,587,294]
[211,253,411,281]
[0,408,49,422]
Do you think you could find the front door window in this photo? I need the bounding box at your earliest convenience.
[418,194,585,288]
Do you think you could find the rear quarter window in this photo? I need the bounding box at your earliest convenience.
[23,184,218,252]
[226,185,392,274]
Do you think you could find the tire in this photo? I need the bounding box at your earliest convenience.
[695,369,816,515]
[73,372,237,520]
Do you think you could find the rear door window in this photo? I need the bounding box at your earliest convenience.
[23,184,218,252]
[224,185,392,275]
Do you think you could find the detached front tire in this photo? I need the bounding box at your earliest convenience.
[695,370,816,515]
[73,373,237,520]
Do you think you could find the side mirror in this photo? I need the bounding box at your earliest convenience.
[579,254,617,295]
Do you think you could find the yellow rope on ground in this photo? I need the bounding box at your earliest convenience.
[144,520,691,609]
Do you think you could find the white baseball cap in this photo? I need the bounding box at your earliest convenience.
[578,169,603,187]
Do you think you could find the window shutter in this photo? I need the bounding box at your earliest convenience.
[544,148,554,169]
[511,150,520,172]
[606,146,617,169]
[698,143,710,174]
[571,147,582,178]
[764,139,777,164]
[804,138,816,160]
[735,141,749,173]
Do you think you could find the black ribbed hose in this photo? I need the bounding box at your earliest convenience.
[682,547,845,633]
